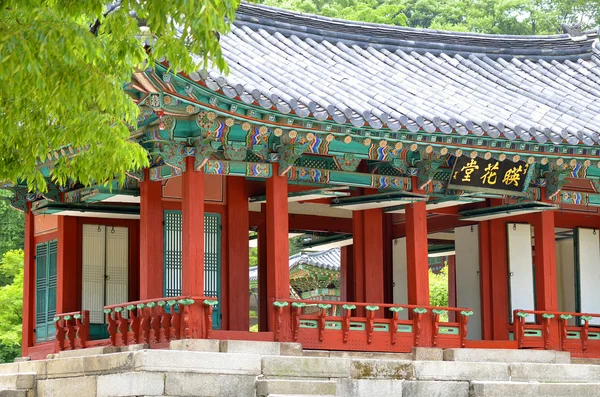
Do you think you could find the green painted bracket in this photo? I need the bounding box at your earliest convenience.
[273,301,289,308]
[103,309,113,314]
[413,308,427,314]
[63,315,72,320]
[317,303,332,310]
[137,303,146,309]
[389,307,404,313]
[73,314,82,320]
[114,307,124,313]
[365,305,380,311]
[167,300,177,306]
[146,302,157,309]
[203,300,219,307]
[542,313,555,319]
[157,301,167,307]
[53,316,61,322]
[432,309,446,315]
[582,316,594,322]
[342,304,357,310]
[515,312,530,318]
[559,314,573,320]
[126,305,136,311]
[292,302,307,308]
[460,310,474,317]
[178,299,195,305]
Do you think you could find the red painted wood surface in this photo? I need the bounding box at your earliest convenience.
[54,310,90,352]
[533,211,559,312]
[182,157,205,296]
[274,299,472,352]
[139,169,164,299]
[266,164,290,333]
[478,221,493,340]
[57,216,78,313]
[489,218,510,340]
[351,211,365,306]
[512,309,600,358]
[363,209,385,304]
[104,296,216,345]
[257,223,268,332]
[22,206,35,357]
[226,176,250,331]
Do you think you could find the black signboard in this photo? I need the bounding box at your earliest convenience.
[447,156,532,196]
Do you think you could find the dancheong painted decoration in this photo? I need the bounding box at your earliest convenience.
[13,3,600,361]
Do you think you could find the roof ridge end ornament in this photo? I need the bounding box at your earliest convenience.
[561,23,588,42]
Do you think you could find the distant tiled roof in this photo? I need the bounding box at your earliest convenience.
[195,3,600,146]
[249,248,341,281]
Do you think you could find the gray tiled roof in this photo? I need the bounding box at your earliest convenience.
[194,3,600,146]
[249,248,341,281]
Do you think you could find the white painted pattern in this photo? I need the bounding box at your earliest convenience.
[507,223,535,323]
[82,225,107,324]
[455,225,482,339]
[576,228,600,326]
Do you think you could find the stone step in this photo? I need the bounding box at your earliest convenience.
[0,374,35,391]
[0,390,29,397]
[256,379,336,396]
[509,362,600,383]
[443,348,570,364]
[262,356,351,378]
[470,381,600,396]
[412,361,509,382]
[303,350,413,361]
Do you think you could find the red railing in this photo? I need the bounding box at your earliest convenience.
[54,310,90,352]
[513,309,600,357]
[273,299,473,352]
[104,296,217,347]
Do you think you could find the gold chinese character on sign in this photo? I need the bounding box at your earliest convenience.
[502,165,523,187]
[480,161,499,185]
[460,159,479,182]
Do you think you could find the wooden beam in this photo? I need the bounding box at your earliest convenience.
[56,216,78,313]
[533,211,558,311]
[182,156,205,297]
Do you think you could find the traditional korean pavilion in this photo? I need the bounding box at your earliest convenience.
[13,3,600,359]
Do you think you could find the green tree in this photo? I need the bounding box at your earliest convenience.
[0,0,239,191]
[0,250,24,363]
[429,265,448,308]
[0,191,24,274]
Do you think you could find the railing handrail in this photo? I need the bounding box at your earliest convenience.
[55,310,90,318]
[513,309,600,318]
[104,296,218,310]
[274,298,472,313]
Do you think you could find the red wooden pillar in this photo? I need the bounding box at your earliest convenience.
[56,216,78,313]
[139,170,164,299]
[351,211,366,304]
[363,209,385,303]
[533,211,558,311]
[478,221,493,340]
[340,246,352,302]
[22,205,35,357]
[405,201,432,346]
[182,156,205,296]
[447,255,457,322]
[226,176,250,331]
[489,219,510,340]
[266,163,290,333]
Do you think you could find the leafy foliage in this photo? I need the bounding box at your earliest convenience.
[259,0,599,35]
[429,265,448,308]
[0,191,24,274]
[0,0,239,191]
[0,250,24,363]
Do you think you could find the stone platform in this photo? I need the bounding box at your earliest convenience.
[4,341,600,396]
